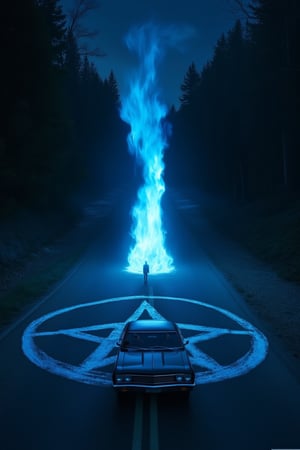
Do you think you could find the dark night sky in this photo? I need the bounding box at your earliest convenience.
[62,0,239,107]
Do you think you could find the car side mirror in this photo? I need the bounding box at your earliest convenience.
[116,341,121,347]
[184,339,189,345]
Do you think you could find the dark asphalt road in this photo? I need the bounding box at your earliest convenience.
[0,190,299,450]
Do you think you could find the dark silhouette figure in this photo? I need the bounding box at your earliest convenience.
[143,261,149,284]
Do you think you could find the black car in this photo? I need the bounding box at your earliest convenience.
[112,319,195,394]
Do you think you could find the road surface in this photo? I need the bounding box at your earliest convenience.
[0,190,299,450]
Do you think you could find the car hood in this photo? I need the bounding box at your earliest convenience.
[116,349,191,373]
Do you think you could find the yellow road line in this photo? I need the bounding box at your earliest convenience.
[150,395,159,450]
[131,393,160,450]
[132,394,143,450]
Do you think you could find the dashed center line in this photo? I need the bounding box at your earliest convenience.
[147,284,154,306]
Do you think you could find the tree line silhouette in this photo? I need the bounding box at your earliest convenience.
[168,0,300,202]
[2,0,299,219]
[0,0,128,218]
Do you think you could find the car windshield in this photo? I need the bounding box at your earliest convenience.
[122,331,183,349]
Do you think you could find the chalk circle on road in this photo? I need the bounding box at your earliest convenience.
[22,295,268,386]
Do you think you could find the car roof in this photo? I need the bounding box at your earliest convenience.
[126,320,177,332]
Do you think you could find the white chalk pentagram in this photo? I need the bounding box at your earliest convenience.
[22,296,268,386]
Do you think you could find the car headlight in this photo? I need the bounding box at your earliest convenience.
[115,375,132,383]
[176,375,183,382]
[176,374,193,383]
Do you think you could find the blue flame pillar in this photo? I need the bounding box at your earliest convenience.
[121,24,174,274]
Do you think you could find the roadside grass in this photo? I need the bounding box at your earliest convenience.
[244,212,300,283]
[0,194,117,333]
[0,247,84,329]
[204,192,300,285]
